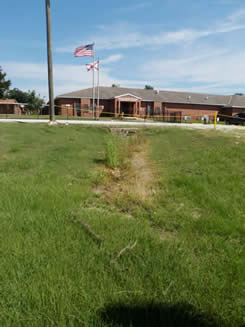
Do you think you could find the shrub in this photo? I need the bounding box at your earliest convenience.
[105,136,120,168]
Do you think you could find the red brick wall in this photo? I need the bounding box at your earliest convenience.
[57,97,109,117]
[56,98,75,116]
[219,107,233,117]
[99,99,114,115]
[0,100,22,115]
[140,101,147,114]
[55,97,244,119]
[56,98,93,117]
[164,103,220,120]
[79,98,92,117]
[0,104,13,114]
[141,101,154,116]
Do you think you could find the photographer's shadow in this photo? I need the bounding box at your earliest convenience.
[100,302,238,327]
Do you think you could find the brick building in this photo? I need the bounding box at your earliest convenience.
[55,87,245,119]
[0,99,23,115]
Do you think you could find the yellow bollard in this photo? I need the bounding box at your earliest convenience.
[214,112,218,129]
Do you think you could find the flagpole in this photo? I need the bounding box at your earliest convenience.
[45,0,55,123]
[97,58,100,119]
[92,43,95,119]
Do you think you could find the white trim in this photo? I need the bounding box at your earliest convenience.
[230,105,245,108]
[114,93,142,100]
[162,100,228,107]
[0,102,27,105]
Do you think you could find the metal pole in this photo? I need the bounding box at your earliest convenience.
[92,44,95,119]
[45,0,55,122]
[97,58,100,119]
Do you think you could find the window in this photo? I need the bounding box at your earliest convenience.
[75,102,81,116]
[147,104,152,115]
[162,104,165,115]
[83,104,89,113]
[75,102,81,110]
[155,107,160,115]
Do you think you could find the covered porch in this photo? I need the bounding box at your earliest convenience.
[113,94,142,117]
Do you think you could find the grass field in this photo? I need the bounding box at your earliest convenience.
[0,124,244,326]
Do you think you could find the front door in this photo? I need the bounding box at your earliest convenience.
[147,104,153,116]
[120,102,131,115]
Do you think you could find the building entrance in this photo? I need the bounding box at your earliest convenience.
[120,101,134,115]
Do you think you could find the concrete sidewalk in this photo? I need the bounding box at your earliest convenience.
[0,118,244,131]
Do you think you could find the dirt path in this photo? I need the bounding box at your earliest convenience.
[129,150,155,202]
[94,137,156,207]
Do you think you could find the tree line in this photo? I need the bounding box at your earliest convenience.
[0,67,45,113]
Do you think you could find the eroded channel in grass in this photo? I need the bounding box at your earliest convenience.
[92,129,179,244]
[94,129,157,214]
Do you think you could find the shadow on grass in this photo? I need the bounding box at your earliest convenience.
[94,158,107,165]
[99,303,233,327]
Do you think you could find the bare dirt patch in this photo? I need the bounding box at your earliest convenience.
[129,150,155,202]
[94,136,156,208]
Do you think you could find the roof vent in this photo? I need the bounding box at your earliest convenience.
[154,89,160,94]
[205,96,209,100]
[187,95,191,100]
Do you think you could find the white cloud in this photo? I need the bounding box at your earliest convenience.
[4,46,245,99]
[56,8,245,52]
[101,54,124,64]
[141,46,245,94]
[2,61,146,98]
[5,9,245,99]
[227,8,245,23]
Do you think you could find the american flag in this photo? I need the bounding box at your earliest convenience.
[86,60,99,72]
[74,43,94,57]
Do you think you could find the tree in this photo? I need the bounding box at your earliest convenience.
[0,67,11,99]
[144,85,154,90]
[25,90,45,113]
[8,88,30,104]
[234,93,244,96]
[8,88,45,113]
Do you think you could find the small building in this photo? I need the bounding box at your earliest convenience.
[0,99,23,115]
[55,87,245,119]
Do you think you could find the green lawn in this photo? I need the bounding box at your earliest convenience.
[0,124,244,326]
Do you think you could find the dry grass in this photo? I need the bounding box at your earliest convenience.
[128,149,154,202]
[94,134,157,210]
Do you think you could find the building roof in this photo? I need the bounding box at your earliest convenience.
[57,87,245,108]
[229,94,245,107]
[159,90,230,106]
[57,87,163,102]
[0,99,17,104]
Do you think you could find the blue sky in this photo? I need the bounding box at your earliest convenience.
[1,0,245,99]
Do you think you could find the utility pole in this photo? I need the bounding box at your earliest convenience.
[45,0,55,123]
